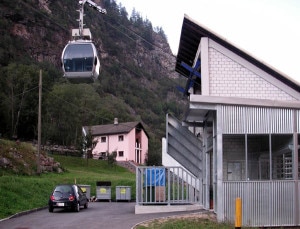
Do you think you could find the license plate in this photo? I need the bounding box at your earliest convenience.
[56,203,64,206]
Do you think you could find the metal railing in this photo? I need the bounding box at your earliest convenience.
[136,166,202,205]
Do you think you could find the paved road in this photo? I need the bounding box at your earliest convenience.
[0,202,204,229]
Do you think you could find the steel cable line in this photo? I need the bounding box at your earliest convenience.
[102,15,176,58]
[15,1,195,93]
[18,0,177,83]
[93,13,201,90]
[18,0,69,32]
[99,17,195,90]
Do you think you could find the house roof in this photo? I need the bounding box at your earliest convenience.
[175,14,300,93]
[83,121,149,137]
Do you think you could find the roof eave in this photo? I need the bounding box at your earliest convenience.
[176,14,300,93]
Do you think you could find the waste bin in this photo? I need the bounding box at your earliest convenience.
[116,186,131,202]
[96,181,111,201]
[78,184,91,200]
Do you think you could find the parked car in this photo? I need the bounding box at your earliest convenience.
[48,184,88,212]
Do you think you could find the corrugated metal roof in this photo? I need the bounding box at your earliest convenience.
[83,121,148,137]
[176,14,300,93]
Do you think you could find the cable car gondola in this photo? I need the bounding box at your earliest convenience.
[62,40,100,83]
[61,0,106,83]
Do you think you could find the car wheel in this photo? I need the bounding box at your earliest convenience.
[74,202,80,212]
[49,206,53,213]
[84,201,88,209]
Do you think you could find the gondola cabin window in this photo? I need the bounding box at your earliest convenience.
[63,44,94,72]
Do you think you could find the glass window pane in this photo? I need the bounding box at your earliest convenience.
[64,44,93,58]
[247,135,269,180]
[223,135,245,181]
[63,44,94,72]
[271,134,293,180]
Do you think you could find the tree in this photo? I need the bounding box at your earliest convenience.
[43,83,102,146]
[0,63,40,139]
[145,137,162,165]
[154,26,167,41]
[81,127,98,166]
[107,150,117,168]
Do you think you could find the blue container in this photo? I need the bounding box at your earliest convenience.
[145,168,165,187]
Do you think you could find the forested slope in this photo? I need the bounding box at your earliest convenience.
[0,0,187,164]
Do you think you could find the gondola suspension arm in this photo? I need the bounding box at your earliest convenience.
[75,0,107,40]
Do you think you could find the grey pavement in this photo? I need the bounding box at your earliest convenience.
[0,202,208,229]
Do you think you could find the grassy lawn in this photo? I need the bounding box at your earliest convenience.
[135,218,235,229]
[0,154,136,219]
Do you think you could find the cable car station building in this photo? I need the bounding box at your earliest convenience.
[163,15,300,227]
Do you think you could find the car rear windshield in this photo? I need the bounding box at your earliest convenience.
[54,185,73,194]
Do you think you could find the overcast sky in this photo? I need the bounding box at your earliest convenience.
[117,0,300,83]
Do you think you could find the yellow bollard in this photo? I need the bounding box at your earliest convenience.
[235,197,242,229]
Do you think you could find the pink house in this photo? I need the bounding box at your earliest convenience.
[83,119,148,164]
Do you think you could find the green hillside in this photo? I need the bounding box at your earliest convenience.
[0,140,135,219]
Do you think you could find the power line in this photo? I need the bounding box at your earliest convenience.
[1,86,39,99]
[41,86,142,130]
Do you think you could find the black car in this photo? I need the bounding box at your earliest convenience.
[48,184,89,212]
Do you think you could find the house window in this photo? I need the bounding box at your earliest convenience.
[101,137,106,143]
[118,135,124,141]
[118,151,124,157]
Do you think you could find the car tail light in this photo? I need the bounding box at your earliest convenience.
[69,195,75,201]
[50,195,55,201]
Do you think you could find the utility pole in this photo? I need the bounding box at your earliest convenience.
[37,70,42,174]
